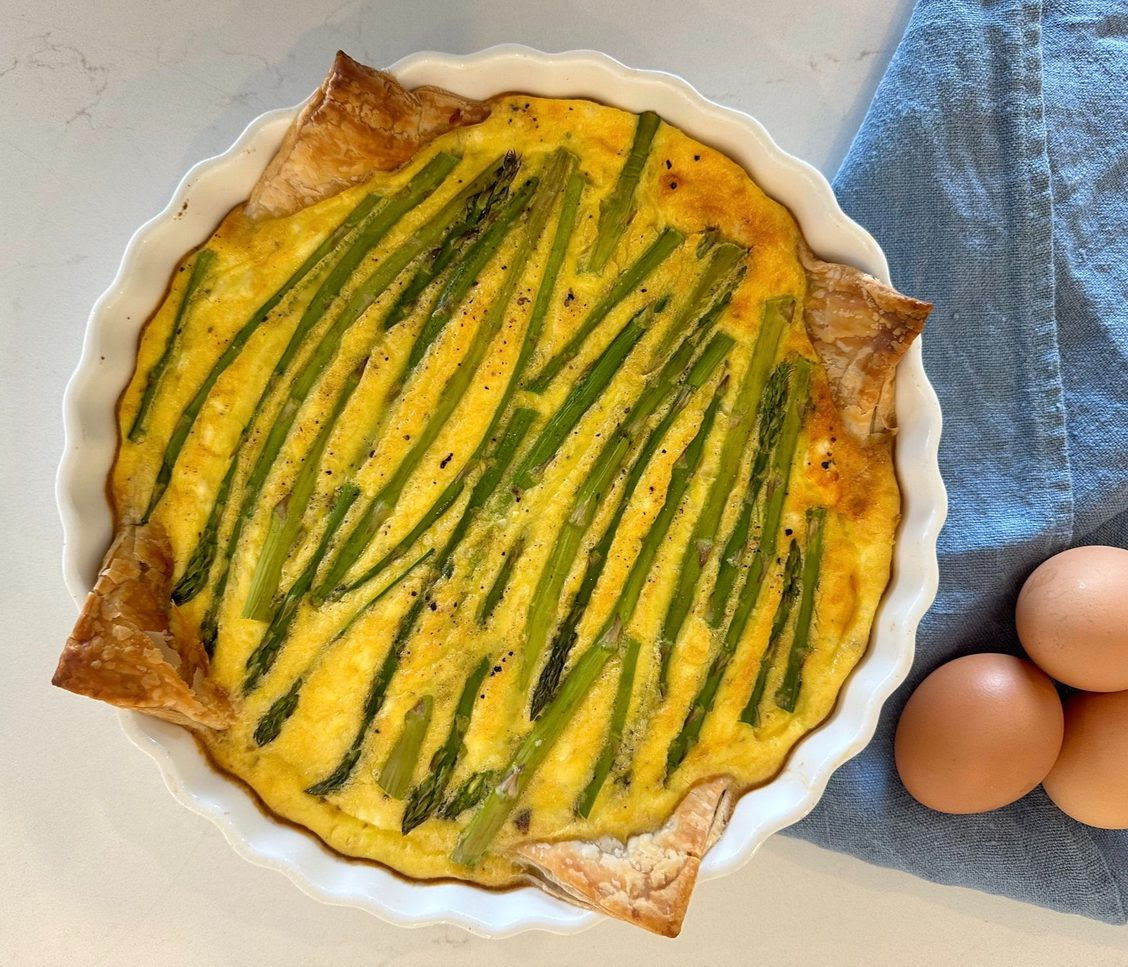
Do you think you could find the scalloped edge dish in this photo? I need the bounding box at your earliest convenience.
[57,45,946,936]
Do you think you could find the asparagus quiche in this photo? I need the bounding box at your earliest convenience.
[54,52,930,935]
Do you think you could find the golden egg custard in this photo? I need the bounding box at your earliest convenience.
[54,52,930,935]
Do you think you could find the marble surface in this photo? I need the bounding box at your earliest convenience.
[2,0,1125,963]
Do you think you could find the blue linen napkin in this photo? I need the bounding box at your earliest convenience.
[786,0,1128,924]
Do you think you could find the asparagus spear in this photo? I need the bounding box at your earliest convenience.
[519,437,629,687]
[242,358,367,621]
[378,696,434,798]
[664,358,811,774]
[575,635,640,818]
[606,376,726,636]
[381,152,520,332]
[304,408,539,794]
[302,566,451,798]
[128,248,216,444]
[650,241,744,353]
[341,476,467,592]
[242,164,527,617]
[741,540,802,726]
[172,454,238,609]
[172,151,461,607]
[146,190,385,518]
[518,156,585,379]
[320,154,583,598]
[584,111,661,274]
[455,377,727,860]
[402,655,491,832]
[529,330,735,717]
[309,173,549,602]
[518,304,708,683]
[194,154,530,642]
[312,157,575,603]
[452,632,617,867]
[242,500,288,622]
[439,770,499,820]
[264,562,407,744]
[526,226,684,393]
[774,506,827,712]
[519,246,745,686]
[655,296,795,671]
[337,403,536,603]
[476,536,526,627]
[242,483,359,693]
[252,547,432,747]
[705,361,791,627]
[398,174,537,384]
[516,278,717,681]
[509,303,653,498]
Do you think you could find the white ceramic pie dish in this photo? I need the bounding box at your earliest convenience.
[57,45,946,936]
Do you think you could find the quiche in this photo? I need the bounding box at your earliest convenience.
[54,52,930,935]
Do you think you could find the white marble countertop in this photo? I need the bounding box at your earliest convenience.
[2,1,1125,963]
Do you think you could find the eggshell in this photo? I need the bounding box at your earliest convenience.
[1042,690,1128,829]
[894,654,1064,814]
[1015,545,1128,692]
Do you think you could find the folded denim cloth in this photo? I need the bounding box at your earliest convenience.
[786,0,1128,923]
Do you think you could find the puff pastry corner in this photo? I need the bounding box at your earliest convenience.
[246,50,490,220]
[800,241,931,442]
[513,777,735,937]
[53,522,233,731]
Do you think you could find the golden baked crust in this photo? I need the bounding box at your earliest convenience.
[245,51,490,220]
[53,522,233,731]
[799,241,930,441]
[514,777,734,937]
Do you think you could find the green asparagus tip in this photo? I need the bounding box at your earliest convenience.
[305,746,362,797]
[774,507,827,713]
[454,638,615,866]
[575,635,640,818]
[439,769,498,821]
[127,247,216,444]
[584,110,661,274]
[740,538,802,726]
[253,678,303,747]
[402,655,490,832]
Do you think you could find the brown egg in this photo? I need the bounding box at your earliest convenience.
[895,654,1064,814]
[1042,690,1128,829]
[1015,545,1128,692]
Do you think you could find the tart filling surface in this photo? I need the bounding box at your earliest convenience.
[55,53,929,936]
